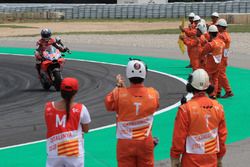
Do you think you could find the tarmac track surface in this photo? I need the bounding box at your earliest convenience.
[0,54,186,147]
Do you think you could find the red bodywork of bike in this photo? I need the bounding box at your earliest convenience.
[40,48,65,72]
[41,58,65,72]
[40,47,66,84]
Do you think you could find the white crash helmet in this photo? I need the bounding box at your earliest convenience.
[193,15,201,22]
[189,69,210,90]
[208,25,218,32]
[188,12,195,18]
[126,59,147,79]
[196,22,207,34]
[211,12,219,18]
[216,18,227,27]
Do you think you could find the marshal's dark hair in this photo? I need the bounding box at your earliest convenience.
[186,74,214,94]
[186,83,214,94]
[61,90,77,121]
[129,77,144,84]
[209,32,218,38]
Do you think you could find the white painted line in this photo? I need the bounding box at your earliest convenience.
[0,53,191,150]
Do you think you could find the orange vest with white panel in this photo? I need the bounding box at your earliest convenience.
[112,87,159,140]
[205,37,225,73]
[218,31,231,58]
[45,102,85,158]
[209,37,225,64]
[180,98,224,154]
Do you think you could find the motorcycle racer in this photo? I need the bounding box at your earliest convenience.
[35,28,69,77]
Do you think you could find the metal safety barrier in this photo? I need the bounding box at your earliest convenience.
[0,1,250,19]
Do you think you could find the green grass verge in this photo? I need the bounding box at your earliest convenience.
[55,29,180,35]
[0,25,37,29]
[13,28,180,37]
[11,24,250,37]
[0,18,180,24]
[228,24,250,33]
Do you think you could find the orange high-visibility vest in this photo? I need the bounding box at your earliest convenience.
[205,37,225,73]
[183,99,223,154]
[218,31,231,57]
[112,87,158,140]
[171,94,227,167]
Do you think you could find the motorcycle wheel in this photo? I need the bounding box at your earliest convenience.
[53,70,62,91]
[40,73,51,90]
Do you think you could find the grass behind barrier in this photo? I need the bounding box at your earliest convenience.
[14,29,180,37]
[10,24,250,37]
[0,18,180,24]
[0,25,37,28]
[228,24,250,32]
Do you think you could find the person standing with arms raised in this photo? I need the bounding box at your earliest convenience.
[105,58,160,167]
[45,77,91,167]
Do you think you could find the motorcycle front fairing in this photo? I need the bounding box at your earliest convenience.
[41,46,65,72]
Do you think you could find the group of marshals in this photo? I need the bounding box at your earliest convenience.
[179,12,234,99]
[43,60,227,167]
[41,15,230,167]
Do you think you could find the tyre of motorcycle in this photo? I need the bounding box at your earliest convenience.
[52,69,63,91]
[40,73,51,90]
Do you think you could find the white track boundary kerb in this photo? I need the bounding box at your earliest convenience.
[0,53,192,150]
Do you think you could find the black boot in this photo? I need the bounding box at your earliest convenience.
[185,64,192,68]
[153,137,159,147]
[36,64,41,78]
[216,92,221,98]
[221,91,234,98]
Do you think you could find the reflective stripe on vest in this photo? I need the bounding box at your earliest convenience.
[117,115,153,140]
[186,128,219,154]
[114,87,157,140]
[47,131,80,157]
[183,99,222,154]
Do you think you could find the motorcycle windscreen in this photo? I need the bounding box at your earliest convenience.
[44,46,62,61]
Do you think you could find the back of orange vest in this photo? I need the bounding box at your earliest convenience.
[180,96,224,154]
[115,87,158,121]
[113,87,158,140]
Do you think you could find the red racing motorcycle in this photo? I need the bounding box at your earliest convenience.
[40,46,70,91]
